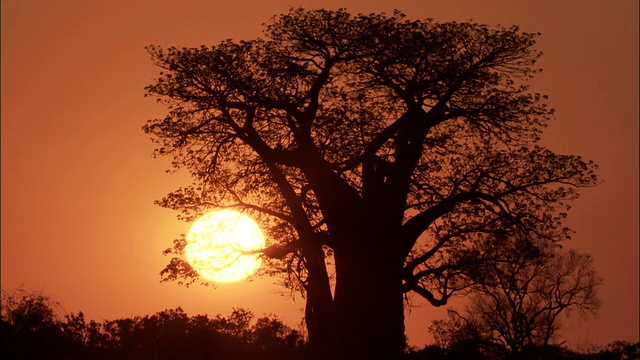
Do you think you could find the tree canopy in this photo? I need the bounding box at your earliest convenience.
[144,8,598,358]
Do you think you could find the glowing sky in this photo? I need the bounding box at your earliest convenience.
[2,0,638,348]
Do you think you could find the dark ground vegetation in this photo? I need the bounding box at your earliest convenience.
[1,288,637,360]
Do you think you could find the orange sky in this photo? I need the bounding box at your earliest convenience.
[2,0,638,348]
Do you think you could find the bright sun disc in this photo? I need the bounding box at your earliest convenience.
[185,210,265,283]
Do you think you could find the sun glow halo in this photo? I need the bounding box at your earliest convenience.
[185,210,265,283]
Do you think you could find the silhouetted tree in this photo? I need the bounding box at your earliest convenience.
[1,287,76,359]
[144,8,598,358]
[430,249,602,356]
[1,287,60,332]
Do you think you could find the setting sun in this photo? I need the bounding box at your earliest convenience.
[185,210,265,283]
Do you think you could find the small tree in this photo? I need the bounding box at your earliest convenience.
[1,287,70,358]
[1,286,60,332]
[430,249,602,354]
[144,8,598,358]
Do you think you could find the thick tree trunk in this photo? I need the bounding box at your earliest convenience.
[302,242,334,353]
[325,244,407,359]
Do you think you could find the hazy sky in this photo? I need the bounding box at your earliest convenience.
[2,0,638,348]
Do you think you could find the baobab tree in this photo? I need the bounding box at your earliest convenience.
[144,8,598,359]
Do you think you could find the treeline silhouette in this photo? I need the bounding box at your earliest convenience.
[1,288,303,360]
[1,288,637,359]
